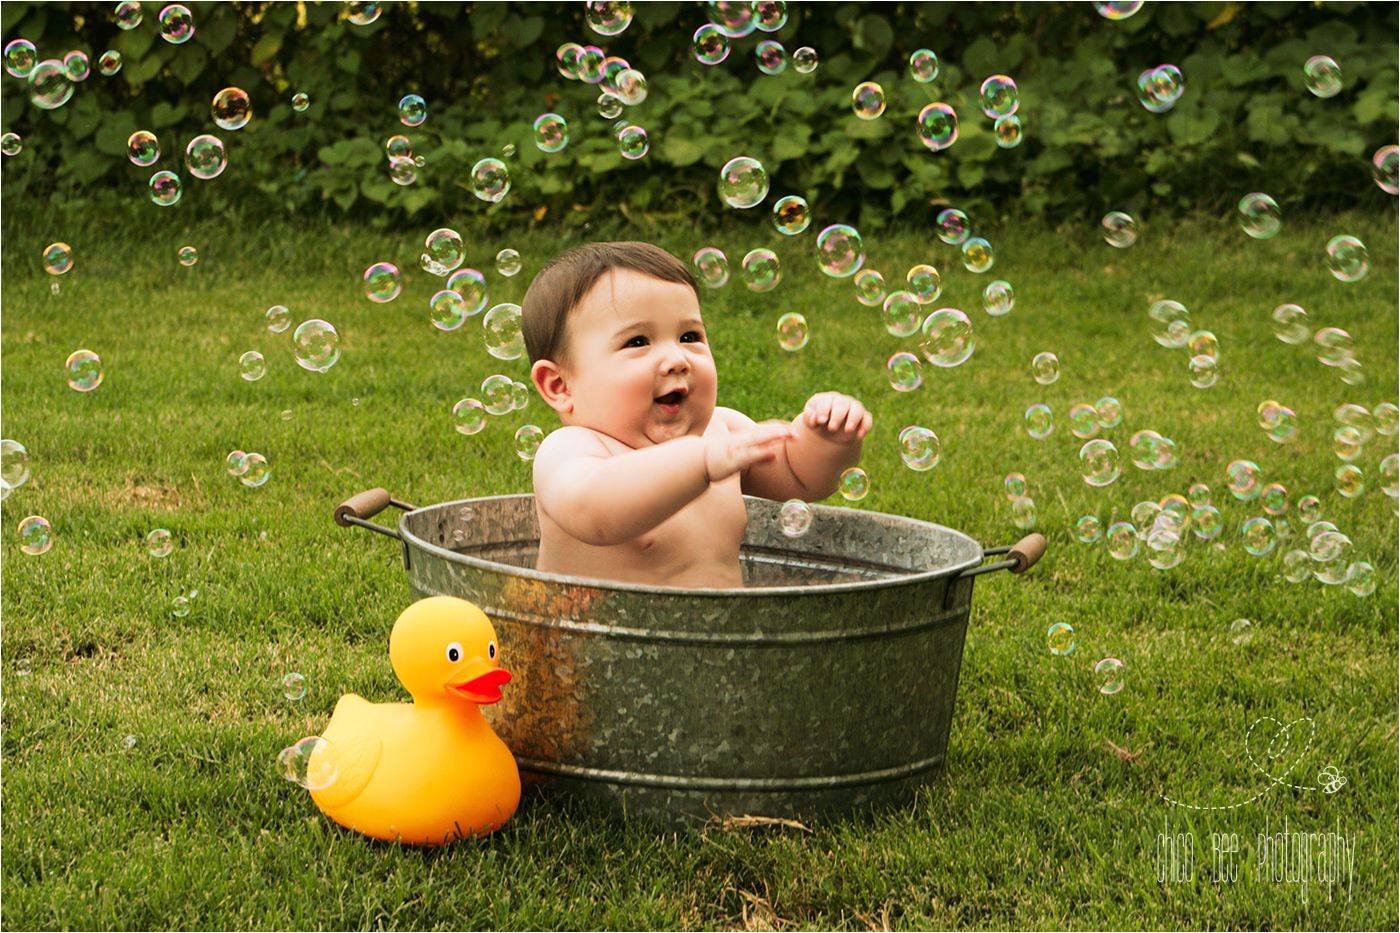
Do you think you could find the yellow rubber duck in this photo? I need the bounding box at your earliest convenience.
[309,596,521,845]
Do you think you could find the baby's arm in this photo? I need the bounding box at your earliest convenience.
[533,423,796,546]
[736,392,872,501]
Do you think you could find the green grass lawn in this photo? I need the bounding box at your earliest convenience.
[1,208,1396,929]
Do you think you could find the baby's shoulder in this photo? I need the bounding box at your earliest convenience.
[535,425,617,465]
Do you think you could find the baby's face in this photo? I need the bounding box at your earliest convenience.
[553,268,717,448]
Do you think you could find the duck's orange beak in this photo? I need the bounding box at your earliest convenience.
[447,660,512,705]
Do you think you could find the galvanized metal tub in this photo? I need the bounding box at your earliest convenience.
[336,489,1044,829]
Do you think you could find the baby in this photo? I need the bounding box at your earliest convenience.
[523,242,871,589]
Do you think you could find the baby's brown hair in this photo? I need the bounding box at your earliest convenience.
[521,242,697,369]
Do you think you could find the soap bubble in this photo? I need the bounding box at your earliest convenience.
[1259,483,1289,516]
[1068,404,1098,439]
[149,170,182,206]
[1,132,20,157]
[495,249,522,277]
[905,265,942,304]
[1095,658,1125,695]
[1259,403,1298,444]
[1096,1,1144,19]
[1137,64,1184,112]
[1106,521,1140,560]
[596,92,624,119]
[576,45,606,84]
[1047,622,1076,656]
[1325,235,1368,282]
[1375,403,1399,437]
[4,39,37,78]
[1312,327,1354,366]
[282,672,306,701]
[18,515,53,555]
[1188,483,1211,507]
[28,60,73,110]
[775,312,808,351]
[1,440,31,495]
[277,736,338,790]
[898,426,941,471]
[1303,55,1342,98]
[291,91,309,112]
[886,352,923,392]
[481,374,515,415]
[345,1,381,25]
[742,248,781,291]
[852,82,887,120]
[1189,506,1221,540]
[397,93,426,127]
[176,245,198,267]
[98,50,122,76]
[916,103,959,150]
[237,452,270,487]
[919,309,975,368]
[1334,465,1364,498]
[838,468,869,502]
[692,247,730,288]
[979,75,1019,118]
[483,303,525,360]
[1102,211,1138,248]
[882,292,922,338]
[210,87,250,131]
[158,4,194,43]
[185,134,227,180]
[452,398,487,435]
[1280,549,1312,583]
[1238,193,1281,239]
[420,228,464,276]
[961,237,994,273]
[935,208,970,245]
[1188,354,1218,388]
[292,320,340,373]
[692,24,730,65]
[909,49,939,83]
[617,125,649,159]
[363,262,401,302]
[1380,453,1398,498]
[532,113,569,153]
[169,594,191,617]
[510,381,530,412]
[260,306,290,335]
[63,51,90,81]
[388,155,416,186]
[814,224,865,278]
[755,40,787,75]
[1075,515,1103,543]
[1271,304,1310,344]
[1346,561,1376,597]
[1297,495,1323,523]
[1004,473,1028,499]
[66,350,103,391]
[779,499,813,537]
[43,242,73,275]
[1225,460,1263,501]
[1333,425,1363,462]
[1080,439,1121,487]
[754,0,787,31]
[1031,352,1059,385]
[470,157,510,202]
[143,528,173,558]
[1095,397,1123,428]
[225,450,248,477]
[793,46,818,73]
[772,196,811,235]
[1240,516,1277,556]
[1011,497,1037,530]
[983,280,1014,316]
[993,116,1023,149]
[513,425,544,462]
[1148,300,1191,348]
[585,1,633,36]
[709,0,757,37]
[238,350,266,381]
[1372,145,1399,194]
[385,134,412,159]
[1024,404,1053,439]
[718,156,769,209]
[854,269,886,307]
[428,290,468,331]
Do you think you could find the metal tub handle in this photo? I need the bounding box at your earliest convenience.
[334,487,417,541]
[959,532,1046,579]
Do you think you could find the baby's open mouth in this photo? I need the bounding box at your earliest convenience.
[654,390,685,406]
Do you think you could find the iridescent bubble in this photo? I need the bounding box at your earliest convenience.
[66,349,103,391]
[1031,352,1059,385]
[1148,300,1191,348]
[918,308,975,368]
[994,116,1023,149]
[1095,1,1144,20]
[916,103,959,151]
[983,280,1014,316]
[277,736,338,791]
[1259,483,1289,516]
[18,515,53,555]
[1372,145,1399,195]
[1106,521,1140,560]
[1303,55,1342,98]
[385,134,412,159]
[420,228,464,276]
[597,92,624,119]
[452,398,487,435]
[1271,304,1310,344]
[480,374,515,416]
[211,87,250,131]
[510,381,530,412]
[96,49,121,76]
[1047,622,1076,656]
[1333,425,1363,462]
[1375,402,1398,437]
[1137,64,1184,113]
[225,450,249,477]
[483,303,525,360]
[742,248,780,291]
[1280,548,1312,583]
[265,305,291,333]
[1095,658,1125,695]
[345,1,382,25]
[1188,483,1211,507]
[1260,403,1298,444]
[778,499,814,538]
[158,4,194,43]
[792,46,818,74]
[1334,464,1364,498]
[1,440,32,495]
[1,132,20,157]
[1001,473,1027,500]
[29,60,73,110]
[1380,453,1398,498]
[1024,404,1053,440]
[1228,618,1254,645]
[1312,327,1354,366]
[281,672,306,701]
[839,467,869,501]
[854,269,886,307]
[709,0,757,38]
[585,0,634,36]
[617,125,649,160]
[149,170,182,206]
[852,82,887,120]
[1129,431,1162,470]
[905,264,942,304]
[1325,235,1368,282]
[961,237,993,273]
[185,134,227,180]
[4,39,37,78]
[909,49,939,83]
[43,242,73,275]
[1189,506,1220,541]
[471,157,510,202]
[398,93,427,127]
[175,245,198,267]
[428,290,468,331]
[577,46,606,84]
[363,262,401,302]
[513,425,544,462]
[979,75,1019,118]
[63,51,90,82]
[1011,496,1037,530]
[1102,211,1138,248]
[692,247,729,289]
[755,40,787,75]
[1188,354,1217,389]
[1334,403,1374,441]
[1226,460,1263,501]
[1075,515,1103,544]
[718,156,769,209]
[170,595,191,617]
[1095,397,1123,428]
[881,291,922,338]
[1345,561,1376,597]
[693,24,730,65]
[1069,404,1099,439]
[935,208,970,245]
[1240,516,1277,557]
[533,113,569,153]
[292,320,340,373]
[495,249,522,277]
[898,426,941,471]
[292,92,309,112]
[775,312,808,351]
[814,224,864,278]
[754,0,788,31]
[239,452,270,488]
[886,351,922,392]
[1238,192,1281,240]
[1080,439,1120,487]
[772,195,811,235]
[1297,495,1323,523]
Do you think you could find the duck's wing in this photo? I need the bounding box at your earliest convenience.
[308,694,384,811]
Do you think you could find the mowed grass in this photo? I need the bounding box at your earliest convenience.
[1,206,1396,930]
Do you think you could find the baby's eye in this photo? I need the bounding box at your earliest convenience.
[681,331,703,343]
[623,335,648,348]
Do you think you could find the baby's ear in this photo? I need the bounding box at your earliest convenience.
[530,359,572,415]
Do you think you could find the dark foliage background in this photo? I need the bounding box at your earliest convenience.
[1,1,1396,232]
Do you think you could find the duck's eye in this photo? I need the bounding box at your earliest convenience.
[446,642,463,663]
[488,641,497,659]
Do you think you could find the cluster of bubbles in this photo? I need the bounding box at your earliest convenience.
[452,373,538,461]
[225,450,272,488]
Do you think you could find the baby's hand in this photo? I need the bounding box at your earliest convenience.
[802,392,872,443]
[704,422,797,483]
